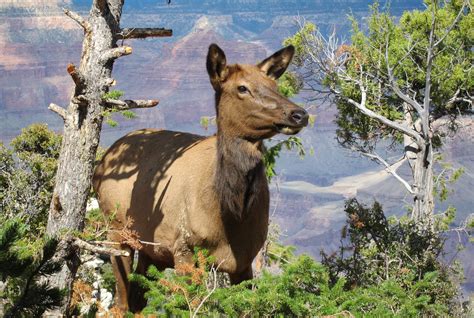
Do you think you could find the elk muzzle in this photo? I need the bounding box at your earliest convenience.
[275,106,309,135]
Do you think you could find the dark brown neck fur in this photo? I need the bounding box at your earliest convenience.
[215,130,265,221]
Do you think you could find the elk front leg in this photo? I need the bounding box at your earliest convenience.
[110,246,134,313]
[129,251,153,313]
[229,266,253,285]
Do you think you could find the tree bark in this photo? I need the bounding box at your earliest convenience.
[403,102,434,230]
[411,142,435,230]
[44,1,171,315]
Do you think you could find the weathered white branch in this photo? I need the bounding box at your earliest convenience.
[90,239,162,247]
[384,39,424,117]
[444,88,473,110]
[105,99,159,110]
[361,152,415,194]
[420,7,437,139]
[191,260,226,318]
[334,86,423,145]
[451,97,473,105]
[424,10,436,113]
[118,27,172,39]
[100,46,132,64]
[63,8,91,32]
[434,0,467,48]
[73,238,130,257]
[48,103,67,120]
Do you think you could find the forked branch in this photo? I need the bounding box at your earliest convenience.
[360,151,415,194]
[384,39,424,117]
[334,84,423,146]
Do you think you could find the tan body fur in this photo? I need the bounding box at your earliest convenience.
[93,43,308,312]
[94,130,269,273]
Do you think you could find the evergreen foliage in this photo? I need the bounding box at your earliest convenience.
[0,125,66,316]
[263,136,305,181]
[130,200,467,317]
[101,90,138,127]
[0,218,64,317]
[285,0,472,152]
[321,199,463,315]
[0,124,61,235]
[277,72,302,98]
[131,248,463,317]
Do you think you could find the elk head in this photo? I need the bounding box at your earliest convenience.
[207,43,308,141]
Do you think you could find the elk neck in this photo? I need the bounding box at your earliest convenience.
[214,118,266,222]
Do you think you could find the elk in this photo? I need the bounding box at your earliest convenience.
[93,43,308,311]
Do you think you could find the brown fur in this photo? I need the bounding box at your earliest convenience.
[92,44,308,312]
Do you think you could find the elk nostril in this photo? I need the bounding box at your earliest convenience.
[291,109,309,125]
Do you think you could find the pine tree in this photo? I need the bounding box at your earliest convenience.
[285,0,472,230]
[0,219,64,317]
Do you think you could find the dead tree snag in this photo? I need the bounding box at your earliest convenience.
[45,0,171,315]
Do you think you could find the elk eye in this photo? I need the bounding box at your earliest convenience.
[237,85,248,93]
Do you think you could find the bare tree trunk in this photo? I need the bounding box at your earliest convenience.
[411,142,435,230]
[403,102,435,229]
[44,0,171,315]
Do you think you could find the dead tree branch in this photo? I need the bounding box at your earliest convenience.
[66,63,85,89]
[434,0,467,48]
[48,103,67,121]
[100,46,133,64]
[63,8,91,32]
[191,260,226,318]
[384,39,424,117]
[46,0,171,314]
[334,86,422,144]
[104,99,159,110]
[72,238,130,257]
[360,152,415,194]
[118,27,172,39]
[102,77,117,87]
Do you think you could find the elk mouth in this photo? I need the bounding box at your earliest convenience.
[273,108,309,135]
[274,123,303,135]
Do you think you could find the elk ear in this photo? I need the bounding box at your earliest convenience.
[258,45,295,80]
[207,43,228,91]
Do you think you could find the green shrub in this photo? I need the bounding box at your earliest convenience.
[0,218,64,317]
[321,198,464,316]
[130,199,466,317]
[131,249,461,317]
[0,124,61,235]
